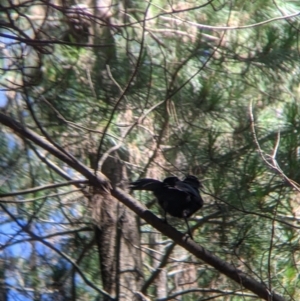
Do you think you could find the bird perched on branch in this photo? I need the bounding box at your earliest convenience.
[129,175,203,239]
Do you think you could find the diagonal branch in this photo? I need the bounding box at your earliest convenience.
[0,180,88,197]
[0,203,113,300]
[112,188,286,301]
[0,112,110,191]
[0,112,286,301]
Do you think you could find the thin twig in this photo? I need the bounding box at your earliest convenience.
[0,203,114,300]
[159,11,300,31]
[249,100,300,192]
[0,180,88,198]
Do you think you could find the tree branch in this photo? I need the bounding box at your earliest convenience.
[0,180,88,197]
[112,188,285,301]
[0,112,286,301]
[0,112,110,191]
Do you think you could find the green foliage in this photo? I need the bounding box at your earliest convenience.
[2,0,300,300]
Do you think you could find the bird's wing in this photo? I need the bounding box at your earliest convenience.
[174,181,199,198]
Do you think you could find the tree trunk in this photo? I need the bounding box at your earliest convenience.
[91,154,143,300]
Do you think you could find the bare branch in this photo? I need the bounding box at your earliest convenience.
[0,112,111,191]
[0,180,88,198]
[112,188,286,301]
[0,203,113,300]
[0,111,286,300]
[158,11,300,31]
[249,100,300,192]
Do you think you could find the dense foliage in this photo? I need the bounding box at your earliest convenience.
[1,0,300,300]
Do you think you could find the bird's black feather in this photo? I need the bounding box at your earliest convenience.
[129,175,203,238]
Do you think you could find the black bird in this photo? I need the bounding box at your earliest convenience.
[129,175,203,238]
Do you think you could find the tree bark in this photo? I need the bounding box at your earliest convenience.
[91,154,143,300]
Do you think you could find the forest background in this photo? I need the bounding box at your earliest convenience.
[1,1,300,300]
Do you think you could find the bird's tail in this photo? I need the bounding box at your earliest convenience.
[129,178,162,191]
